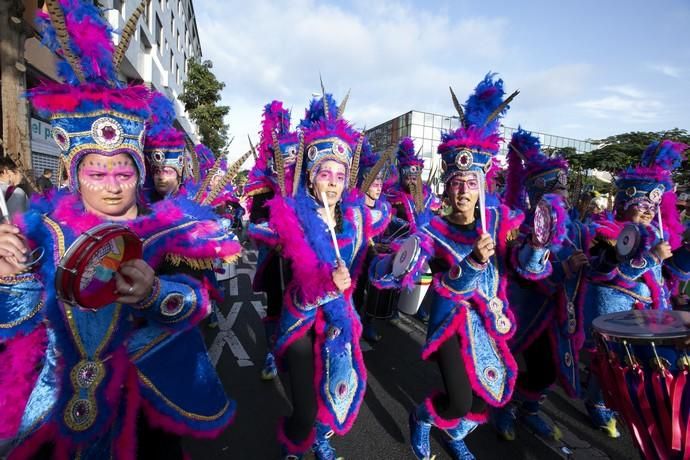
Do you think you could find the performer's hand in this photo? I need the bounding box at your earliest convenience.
[652,241,672,261]
[472,233,495,264]
[0,223,29,276]
[332,260,352,293]
[115,259,156,304]
[567,250,589,273]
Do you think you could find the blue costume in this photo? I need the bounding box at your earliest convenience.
[583,140,689,437]
[247,92,390,459]
[0,3,240,457]
[373,74,552,460]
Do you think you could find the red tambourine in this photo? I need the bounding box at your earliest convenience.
[56,223,142,309]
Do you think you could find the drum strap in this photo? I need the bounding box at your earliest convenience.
[671,369,688,454]
[651,369,674,451]
[633,366,670,460]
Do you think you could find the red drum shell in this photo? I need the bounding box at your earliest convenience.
[56,223,142,309]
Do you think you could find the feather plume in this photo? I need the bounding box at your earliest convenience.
[414,175,424,211]
[337,89,351,120]
[348,135,364,189]
[361,145,395,193]
[113,0,147,70]
[272,131,287,196]
[449,86,466,128]
[641,140,687,171]
[292,131,305,197]
[45,0,86,83]
[185,138,200,183]
[248,136,258,161]
[320,74,329,120]
[202,150,252,205]
[485,90,519,126]
[194,153,222,202]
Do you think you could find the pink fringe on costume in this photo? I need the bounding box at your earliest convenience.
[8,423,61,460]
[424,394,460,429]
[276,417,315,455]
[112,364,141,460]
[660,191,684,250]
[437,126,502,154]
[0,325,48,439]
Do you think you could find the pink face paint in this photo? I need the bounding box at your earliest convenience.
[78,160,138,191]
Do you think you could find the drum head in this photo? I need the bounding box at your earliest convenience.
[392,235,421,279]
[593,310,690,341]
[533,200,553,246]
[616,224,641,261]
[57,224,142,309]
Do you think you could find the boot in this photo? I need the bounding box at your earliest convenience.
[491,404,517,441]
[261,352,278,381]
[409,408,433,460]
[312,423,343,460]
[585,401,620,438]
[520,398,562,441]
[444,414,483,460]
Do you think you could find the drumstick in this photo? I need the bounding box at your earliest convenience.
[320,190,342,262]
[477,173,486,234]
[0,187,10,224]
[658,211,664,240]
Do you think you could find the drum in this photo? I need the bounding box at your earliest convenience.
[363,282,399,320]
[392,235,421,279]
[56,223,142,309]
[397,271,432,316]
[533,198,555,246]
[616,223,642,262]
[592,310,690,460]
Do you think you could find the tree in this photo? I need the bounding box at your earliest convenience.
[179,59,230,155]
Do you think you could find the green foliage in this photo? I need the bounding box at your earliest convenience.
[179,59,230,155]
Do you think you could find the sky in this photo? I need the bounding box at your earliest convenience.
[192,0,690,160]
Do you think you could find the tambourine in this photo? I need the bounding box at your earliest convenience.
[532,199,554,247]
[616,223,641,262]
[391,235,421,279]
[56,223,142,309]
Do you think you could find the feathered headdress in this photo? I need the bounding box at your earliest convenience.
[297,89,362,192]
[396,137,424,177]
[357,139,395,193]
[615,140,687,248]
[144,91,187,180]
[505,127,568,210]
[438,73,518,184]
[27,0,151,191]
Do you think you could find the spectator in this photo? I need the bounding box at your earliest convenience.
[36,168,54,192]
[0,156,29,218]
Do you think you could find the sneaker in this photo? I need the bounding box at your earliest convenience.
[521,411,562,441]
[409,411,434,460]
[444,438,475,460]
[312,426,343,460]
[363,323,381,343]
[260,352,278,381]
[585,402,620,438]
[492,405,517,441]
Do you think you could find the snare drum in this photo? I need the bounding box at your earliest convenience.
[56,223,142,309]
[392,235,421,279]
[363,281,399,320]
[592,310,690,460]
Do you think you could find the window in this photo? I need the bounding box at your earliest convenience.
[113,0,123,14]
[155,15,162,47]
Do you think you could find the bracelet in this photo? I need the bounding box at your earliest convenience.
[132,277,161,310]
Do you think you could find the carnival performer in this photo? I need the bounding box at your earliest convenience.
[248,91,390,459]
[245,100,299,380]
[143,92,191,203]
[492,128,592,441]
[352,141,397,342]
[0,2,241,458]
[583,140,688,437]
[371,74,554,460]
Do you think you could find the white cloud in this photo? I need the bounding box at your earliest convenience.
[575,95,663,121]
[648,63,682,78]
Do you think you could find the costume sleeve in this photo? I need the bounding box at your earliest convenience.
[366,201,392,239]
[615,251,661,281]
[247,221,280,248]
[512,242,552,280]
[0,273,46,338]
[437,253,489,295]
[131,273,211,330]
[664,244,690,281]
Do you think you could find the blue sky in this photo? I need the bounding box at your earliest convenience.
[193,0,690,157]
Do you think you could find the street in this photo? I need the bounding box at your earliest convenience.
[185,249,641,460]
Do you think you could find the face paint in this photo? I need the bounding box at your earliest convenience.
[312,160,346,208]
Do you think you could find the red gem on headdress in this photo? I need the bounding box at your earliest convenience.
[460,156,469,165]
[56,133,66,143]
[337,144,345,153]
[101,126,117,140]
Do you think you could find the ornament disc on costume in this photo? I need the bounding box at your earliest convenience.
[392,235,421,279]
[616,224,641,262]
[533,199,554,246]
[56,223,142,309]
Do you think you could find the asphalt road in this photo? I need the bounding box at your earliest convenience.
[185,249,641,460]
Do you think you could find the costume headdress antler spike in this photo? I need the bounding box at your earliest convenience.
[194,153,223,202]
[272,130,287,196]
[449,86,466,128]
[484,90,519,126]
[202,150,252,205]
[337,89,351,120]
[44,0,86,83]
[292,131,305,197]
[348,134,364,189]
[112,0,147,70]
[248,135,258,161]
[320,74,329,120]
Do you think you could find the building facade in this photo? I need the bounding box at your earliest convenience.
[366,110,595,184]
[4,0,202,184]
